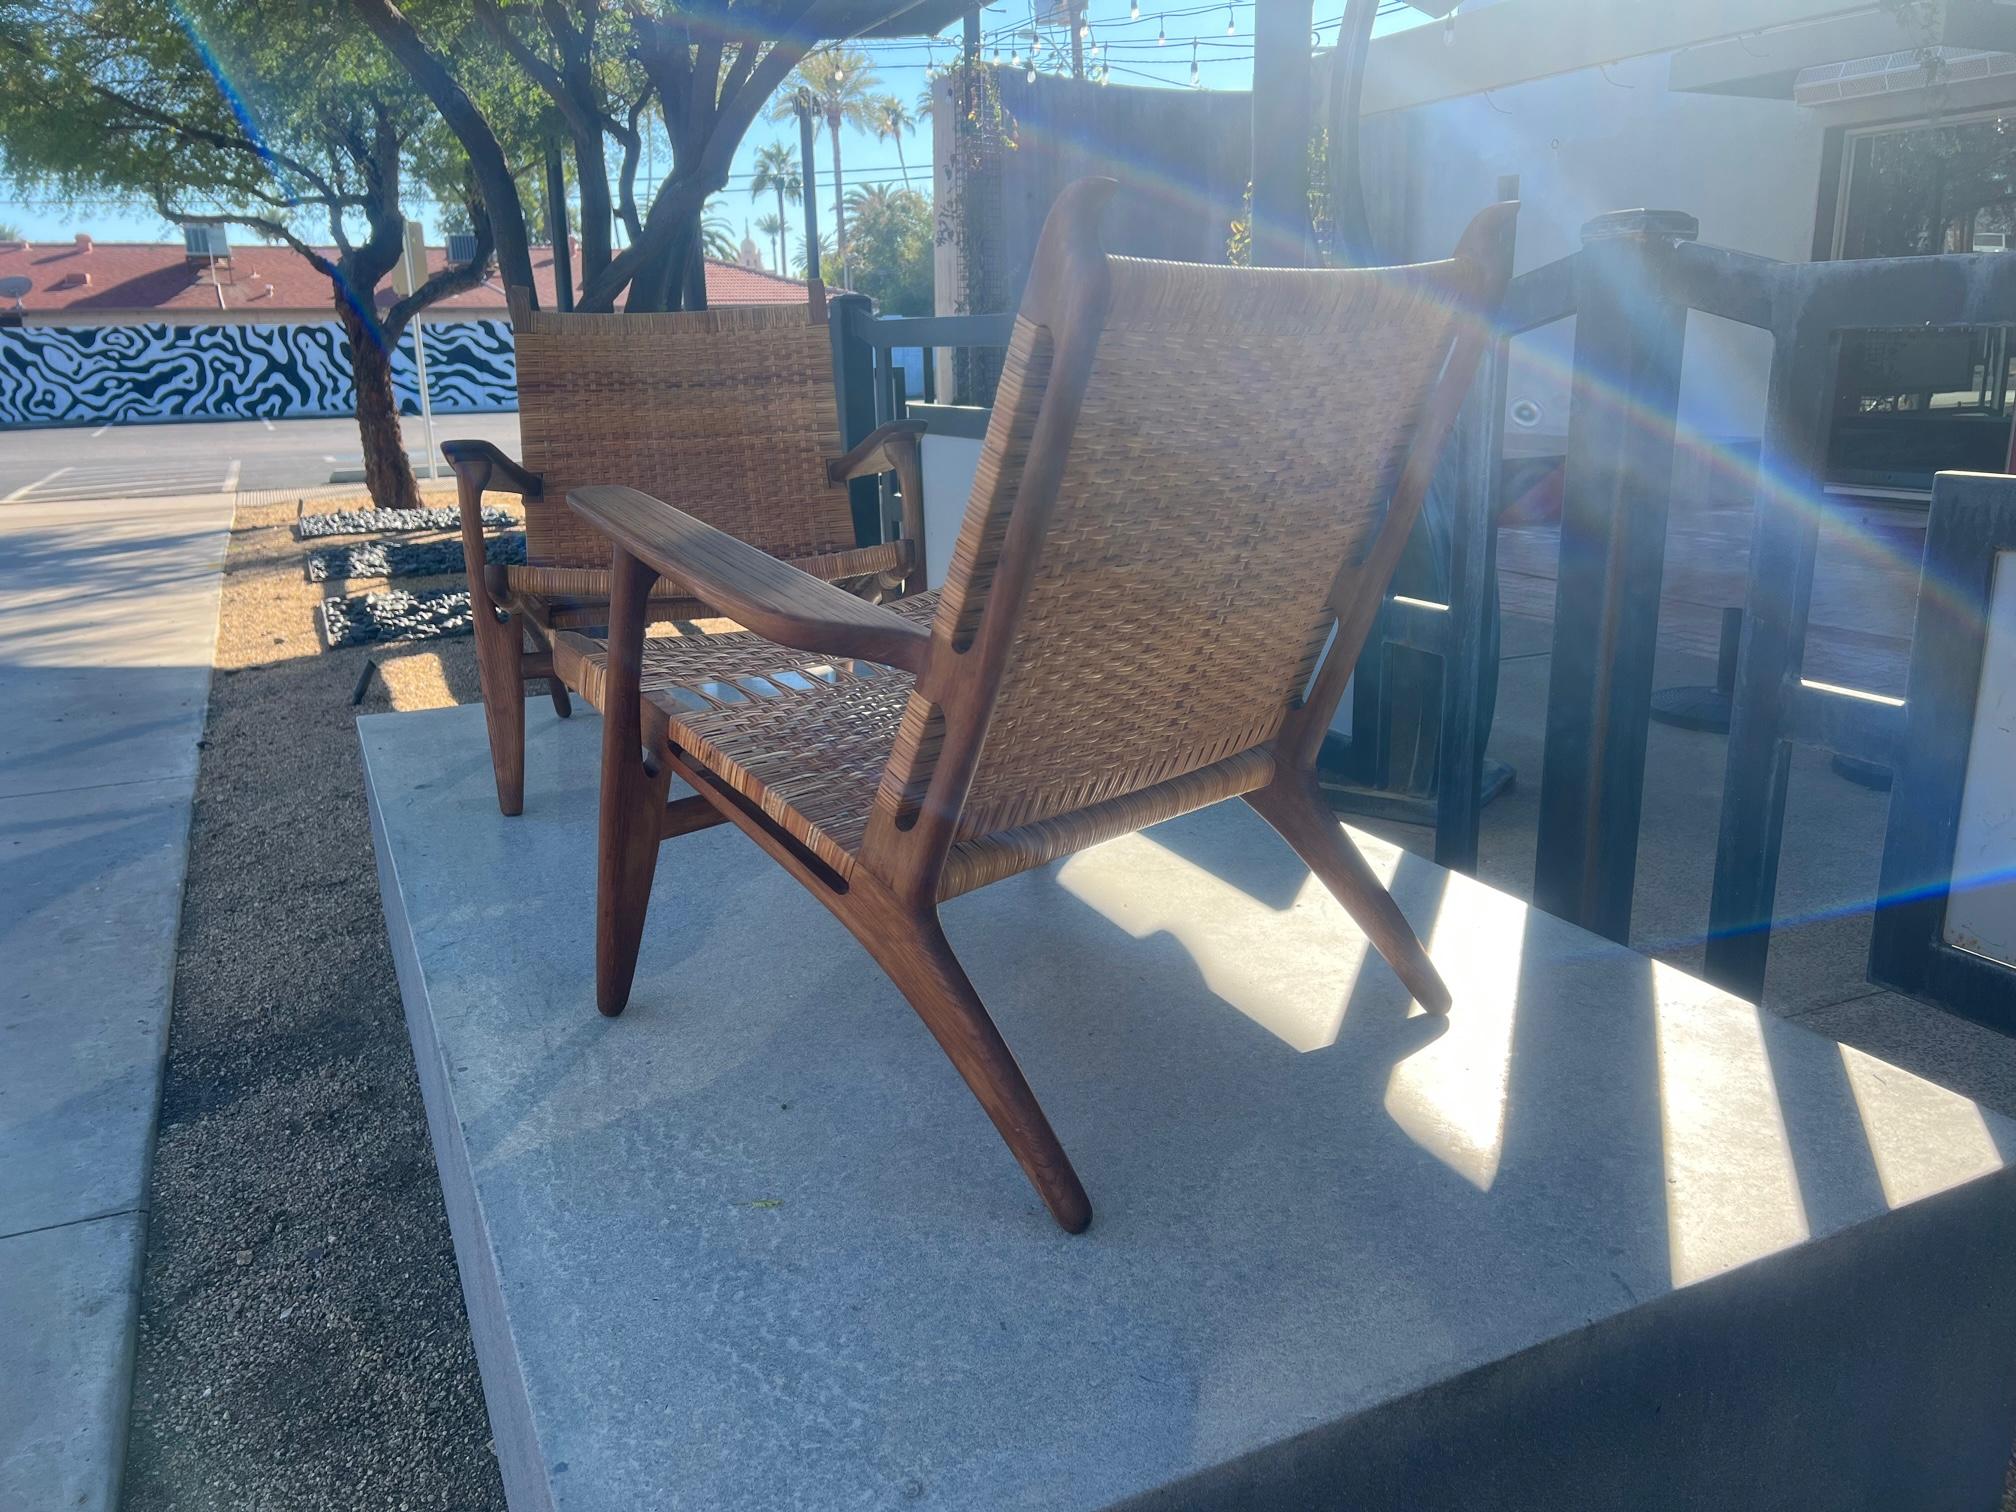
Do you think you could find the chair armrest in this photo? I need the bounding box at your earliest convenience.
[826,419,926,484]
[567,485,933,674]
[828,421,929,594]
[441,438,542,497]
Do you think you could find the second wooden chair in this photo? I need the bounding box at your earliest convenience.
[442,285,930,816]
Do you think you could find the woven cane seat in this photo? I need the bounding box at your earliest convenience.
[552,590,940,711]
[655,665,1275,901]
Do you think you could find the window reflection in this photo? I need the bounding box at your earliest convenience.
[1827,113,2016,493]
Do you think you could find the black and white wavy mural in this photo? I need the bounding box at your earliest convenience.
[0,317,517,428]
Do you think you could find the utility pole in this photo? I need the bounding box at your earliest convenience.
[1070,0,1085,78]
[795,95,822,284]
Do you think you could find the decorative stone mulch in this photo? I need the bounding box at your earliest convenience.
[319,587,474,649]
[295,504,512,540]
[306,532,526,583]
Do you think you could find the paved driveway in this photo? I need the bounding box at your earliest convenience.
[0,413,522,503]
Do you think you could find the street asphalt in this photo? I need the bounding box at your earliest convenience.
[0,412,522,504]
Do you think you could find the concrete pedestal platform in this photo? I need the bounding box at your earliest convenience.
[363,703,2016,1512]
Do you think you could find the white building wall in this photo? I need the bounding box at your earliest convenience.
[1379,48,1830,460]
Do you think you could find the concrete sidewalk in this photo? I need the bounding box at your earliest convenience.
[0,493,232,1510]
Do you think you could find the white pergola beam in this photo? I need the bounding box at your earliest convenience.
[1358,0,2016,113]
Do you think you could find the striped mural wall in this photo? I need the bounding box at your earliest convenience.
[0,317,518,428]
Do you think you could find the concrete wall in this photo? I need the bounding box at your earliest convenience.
[1368,47,1828,462]
[0,315,517,429]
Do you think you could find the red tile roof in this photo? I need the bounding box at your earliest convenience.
[0,236,812,317]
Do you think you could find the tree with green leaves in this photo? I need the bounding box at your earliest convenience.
[842,184,929,314]
[350,3,925,313]
[754,210,785,271]
[768,46,879,285]
[872,94,916,189]
[0,0,496,508]
[701,199,738,261]
[748,140,802,274]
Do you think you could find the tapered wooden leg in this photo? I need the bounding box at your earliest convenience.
[857,904,1092,1233]
[1247,775,1453,1015]
[519,622,572,719]
[595,547,670,1017]
[471,605,525,817]
[595,740,671,1017]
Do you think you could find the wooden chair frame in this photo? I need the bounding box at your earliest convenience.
[441,285,930,818]
[570,180,1515,1232]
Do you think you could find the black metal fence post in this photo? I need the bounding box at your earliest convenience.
[1532,210,1697,941]
[827,292,882,545]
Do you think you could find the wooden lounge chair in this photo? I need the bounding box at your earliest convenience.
[565,179,1515,1233]
[440,284,929,816]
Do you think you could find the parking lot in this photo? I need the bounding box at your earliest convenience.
[0,412,521,503]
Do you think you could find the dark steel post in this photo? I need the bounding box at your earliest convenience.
[1705,312,1834,1000]
[1250,0,1316,268]
[1531,209,1696,941]
[796,98,821,284]
[544,145,573,313]
[827,292,880,545]
[1433,176,1519,873]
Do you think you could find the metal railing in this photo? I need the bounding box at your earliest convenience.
[828,296,1011,543]
[1493,211,2016,1003]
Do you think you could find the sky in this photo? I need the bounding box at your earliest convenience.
[0,0,1434,264]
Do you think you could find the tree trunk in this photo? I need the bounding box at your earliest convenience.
[574,138,614,284]
[340,302,422,511]
[829,109,849,283]
[774,185,787,269]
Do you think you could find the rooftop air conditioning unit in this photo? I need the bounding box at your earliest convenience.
[446,232,481,264]
[182,224,230,261]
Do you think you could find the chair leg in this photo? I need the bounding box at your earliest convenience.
[1247,775,1453,1015]
[595,747,671,1018]
[857,904,1092,1233]
[472,605,526,817]
[520,622,574,719]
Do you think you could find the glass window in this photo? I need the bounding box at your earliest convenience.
[1827,114,2016,492]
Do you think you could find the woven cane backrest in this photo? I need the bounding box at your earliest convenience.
[881,251,1485,843]
[511,294,854,568]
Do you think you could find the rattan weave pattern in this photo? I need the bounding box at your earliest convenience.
[656,664,1275,899]
[512,298,855,569]
[557,590,940,713]
[885,255,1478,843]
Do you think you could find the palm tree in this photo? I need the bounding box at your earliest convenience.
[754,212,786,272]
[915,65,946,126]
[748,141,802,276]
[873,95,917,190]
[769,46,880,283]
[701,200,738,262]
[794,231,837,283]
[846,182,898,218]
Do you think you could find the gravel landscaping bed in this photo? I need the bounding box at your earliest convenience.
[319,586,476,648]
[294,503,512,539]
[305,531,526,583]
[124,494,505,1512]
